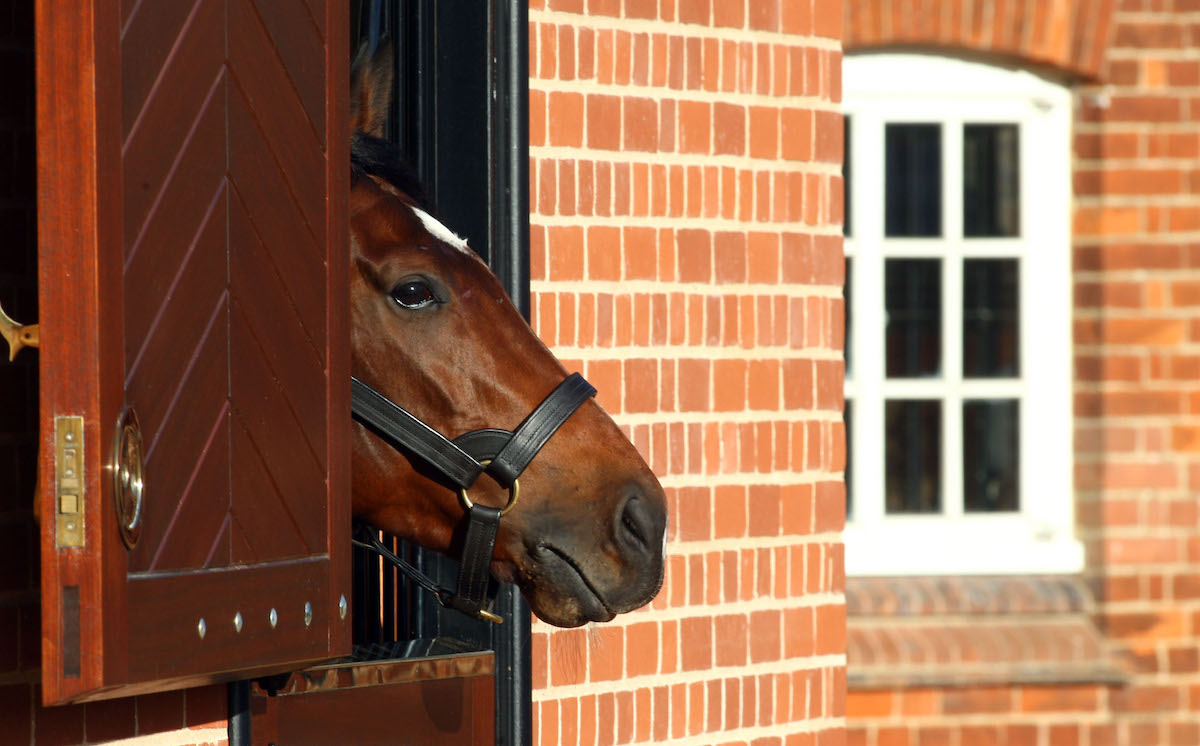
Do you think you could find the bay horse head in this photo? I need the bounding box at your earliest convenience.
[347,46,667,627]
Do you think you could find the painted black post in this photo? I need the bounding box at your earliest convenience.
[386,2,534,742]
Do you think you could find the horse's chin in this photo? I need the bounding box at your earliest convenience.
[512,543,659,628]
[519,573,617,628]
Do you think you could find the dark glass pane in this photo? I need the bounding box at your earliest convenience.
[886,259,941,377]
[963,259,1019,377]
[843,116,851,237]
[964,124,1020,237]
[844,399,853,518]
[885,123,941,237]
[885,400,941,513]
[844,257,852,375]
[964,400,1019,512]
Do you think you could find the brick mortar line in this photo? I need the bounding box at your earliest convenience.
[1074,124,1200,134]
[849,614,1100,628]
[657,465,845,480]
[607,409,843,424]
[1073,171,1200,181]
[529,8,843,49]
[530,213,846,234]
[541,347,845,363]
[531,145,844,172]
[663,533,845,554]
[1073,140,1200,152]
[1073,355,1200,365]
[614,412,840,429]
[531,590,847,633]
[609,407,843,421]
[533,720,846,745]
[1097,51,1200,61]
[530,76,841,109]
[1073,269,1200,279]
[1074,196,1200,206]
[1110,11,1200,21]
[658,475,845,490]
[1076,499,1199,507]
[1074,338,1200,346]
[1074,130,1200,140]
[1076,169,1200,180]
[1083,598,1200,609]
[1075,378,1200,386]
[1071,565,1200,576]
[543,343,845,358]
[531,279,845,297]
[1074,312,1200,321]
[1075,469,1200,479]
[1069,236,1200,245]
[664,720,846,744]
[845,712,1114,726]
[531,654,847,701]
[1077,79,1200,89]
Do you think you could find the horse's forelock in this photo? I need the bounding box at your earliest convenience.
[350,132,431,211]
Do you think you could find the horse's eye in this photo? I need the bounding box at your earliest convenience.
[390,280,437,310]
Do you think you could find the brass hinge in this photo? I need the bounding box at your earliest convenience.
[55,416,84,548]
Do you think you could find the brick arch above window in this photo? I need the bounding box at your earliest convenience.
[844,0,1116,81]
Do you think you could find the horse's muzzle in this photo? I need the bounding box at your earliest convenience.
[519,478,667,627]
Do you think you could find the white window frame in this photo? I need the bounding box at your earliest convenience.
[843,53,1080,576]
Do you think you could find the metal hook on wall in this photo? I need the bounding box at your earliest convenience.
[0,300,37,361]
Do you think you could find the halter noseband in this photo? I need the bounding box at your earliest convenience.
[349,373,596,623]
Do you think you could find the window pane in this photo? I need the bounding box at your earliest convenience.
[964,400,1019,512]
[885,400,941,514]
[843,116,851,237]
[885,123,942,237]
[886,259,941,378]
[844,257,852,376]
[964,124,1020,237]
[963,259,1019,377]
[844,399,853,518]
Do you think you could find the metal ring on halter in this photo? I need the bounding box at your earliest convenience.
[458,459,521,516]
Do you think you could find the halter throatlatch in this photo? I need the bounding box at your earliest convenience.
[350,372,596,623]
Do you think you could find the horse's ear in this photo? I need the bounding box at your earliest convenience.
[350,39,394,138]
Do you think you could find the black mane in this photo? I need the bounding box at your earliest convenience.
[350,131,431,210]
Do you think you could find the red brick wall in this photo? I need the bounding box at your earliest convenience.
[844,1,1200,745]
[528,1,847,743]
[1075,1,1200,743]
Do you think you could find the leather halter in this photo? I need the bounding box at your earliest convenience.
[350,373,596,623]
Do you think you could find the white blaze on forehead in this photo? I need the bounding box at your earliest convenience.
[410,205,470,253]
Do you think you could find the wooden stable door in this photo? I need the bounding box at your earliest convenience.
[37,0,351,703]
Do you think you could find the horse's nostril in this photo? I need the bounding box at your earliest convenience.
[622,511,646,547]
[616,493,658,555]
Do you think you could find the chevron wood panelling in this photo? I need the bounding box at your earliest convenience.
[121,0,331,574]
[39,0,348,703]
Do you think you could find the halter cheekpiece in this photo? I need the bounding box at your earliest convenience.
[350,372,596,623]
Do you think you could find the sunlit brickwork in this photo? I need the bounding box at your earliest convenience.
[528,1,847,743]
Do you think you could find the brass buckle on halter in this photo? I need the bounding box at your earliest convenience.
[458,459,520,516]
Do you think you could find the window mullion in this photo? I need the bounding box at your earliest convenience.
[942,120,964,520]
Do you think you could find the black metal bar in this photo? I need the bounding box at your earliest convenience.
[227,681,250,746]
[488,3,532,742]
[490,0,531,320]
